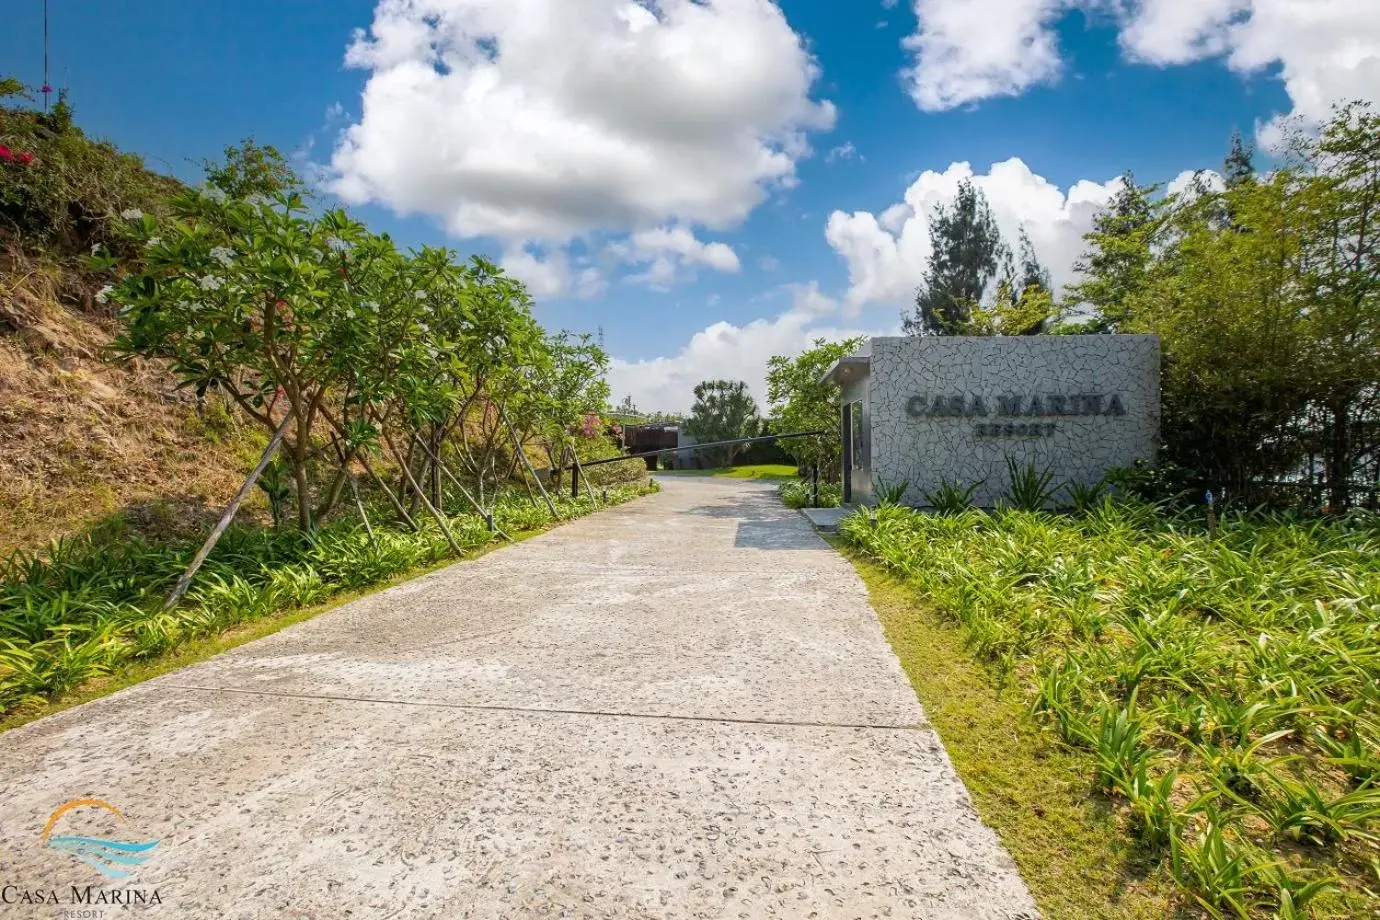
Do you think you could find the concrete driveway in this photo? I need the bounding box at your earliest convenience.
[0,477,1038,919]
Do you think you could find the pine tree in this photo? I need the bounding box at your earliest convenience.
[904,180,1008,335]
[683,380,760,468]
[1012,228,1052,334]
[1016,227,1051,296]
[1064,171,1160,333]
[1223,131,1255,188]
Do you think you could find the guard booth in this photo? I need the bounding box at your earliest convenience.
[822,335,1161,508]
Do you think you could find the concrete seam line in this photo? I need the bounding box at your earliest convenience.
[160,684,923,732]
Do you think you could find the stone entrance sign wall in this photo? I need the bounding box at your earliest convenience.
[828,335,1160,508]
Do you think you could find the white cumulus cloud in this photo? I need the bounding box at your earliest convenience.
[899,0,1070,111]
[1117,0,1249,66]
[897,1,1380,140]
[825,157,1123,313]
[1121,0,1380,141]
[500,246,607,300]
[607,288,895,413]
[330,0,835,243]
[609,225,741,291]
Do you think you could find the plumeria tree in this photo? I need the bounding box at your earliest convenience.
[104,190,360,530]
[102,161,614,540]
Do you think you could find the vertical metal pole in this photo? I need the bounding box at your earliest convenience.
[811,465,820,508]
[43,1,50,111]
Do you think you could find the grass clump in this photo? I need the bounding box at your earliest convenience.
[838,501,1379,918]
[778,477,842,509]
[840,548,1181,920]
[0,484,655,720]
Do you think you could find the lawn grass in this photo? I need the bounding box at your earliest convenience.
[836,542,1184,920]
[658,463,799,480]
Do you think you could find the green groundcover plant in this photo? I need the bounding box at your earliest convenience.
[0,484,653,717]
[840,500,1379,919]
[778,478,842,510]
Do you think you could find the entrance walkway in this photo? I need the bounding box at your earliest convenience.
[0,478,1038,919]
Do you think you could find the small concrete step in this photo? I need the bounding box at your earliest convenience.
[799,506,849,533]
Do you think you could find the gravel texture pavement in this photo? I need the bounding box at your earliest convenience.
[0,477,1039,919]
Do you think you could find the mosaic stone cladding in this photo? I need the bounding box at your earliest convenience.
[850,336,1159,508]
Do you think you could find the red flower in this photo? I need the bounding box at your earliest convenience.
[16,152,34,165]
[0,145,13,161]
[276,300,288,309]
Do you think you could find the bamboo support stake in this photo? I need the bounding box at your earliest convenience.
[358,452,420,533]
[164,413,293,611]
[384,430,464,554]
[500,407,560,520]
[409,432,513,542]
[320,408,420,533]
[349,473,378,548]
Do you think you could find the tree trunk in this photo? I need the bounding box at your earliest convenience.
[1327,399,1352,513]
[349,474,378,549]
[384,430,463,554]
[430,423,443,510]
[316,441,359,522]
[500,407,560,520]
[359,452,420,532]
[291,402,314,532]
[292,445,312,532]
[410,432,513,541]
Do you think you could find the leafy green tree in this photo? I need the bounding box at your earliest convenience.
[202,139,304,201]
[962,280,1057,337]
[1122,176,1312,496]
[511,331,611,490]
[104,190,362,530]
[1064,172,1162,333]
[904,180,1009,335]
[1014,228,1051,300]
[683,379,760,468]
[993,228,1054,335]
[1289,101,1380,510]
[765,336,864,480]
[1117,101,1380,508]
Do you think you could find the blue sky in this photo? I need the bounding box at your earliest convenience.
[2,1,1372,411]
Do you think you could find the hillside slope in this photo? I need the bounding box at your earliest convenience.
[1,86,265,555]
[1,249,265,554]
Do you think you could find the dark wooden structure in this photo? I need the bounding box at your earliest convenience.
[621,425,680,469]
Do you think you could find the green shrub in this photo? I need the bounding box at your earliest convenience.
[0,483,655,716]
[923,479,983,513]
[840,500,1379,916]
[778,478,842,510]
[1002,457,1060,511]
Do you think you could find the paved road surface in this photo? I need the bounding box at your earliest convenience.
[0,478,1038,919]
